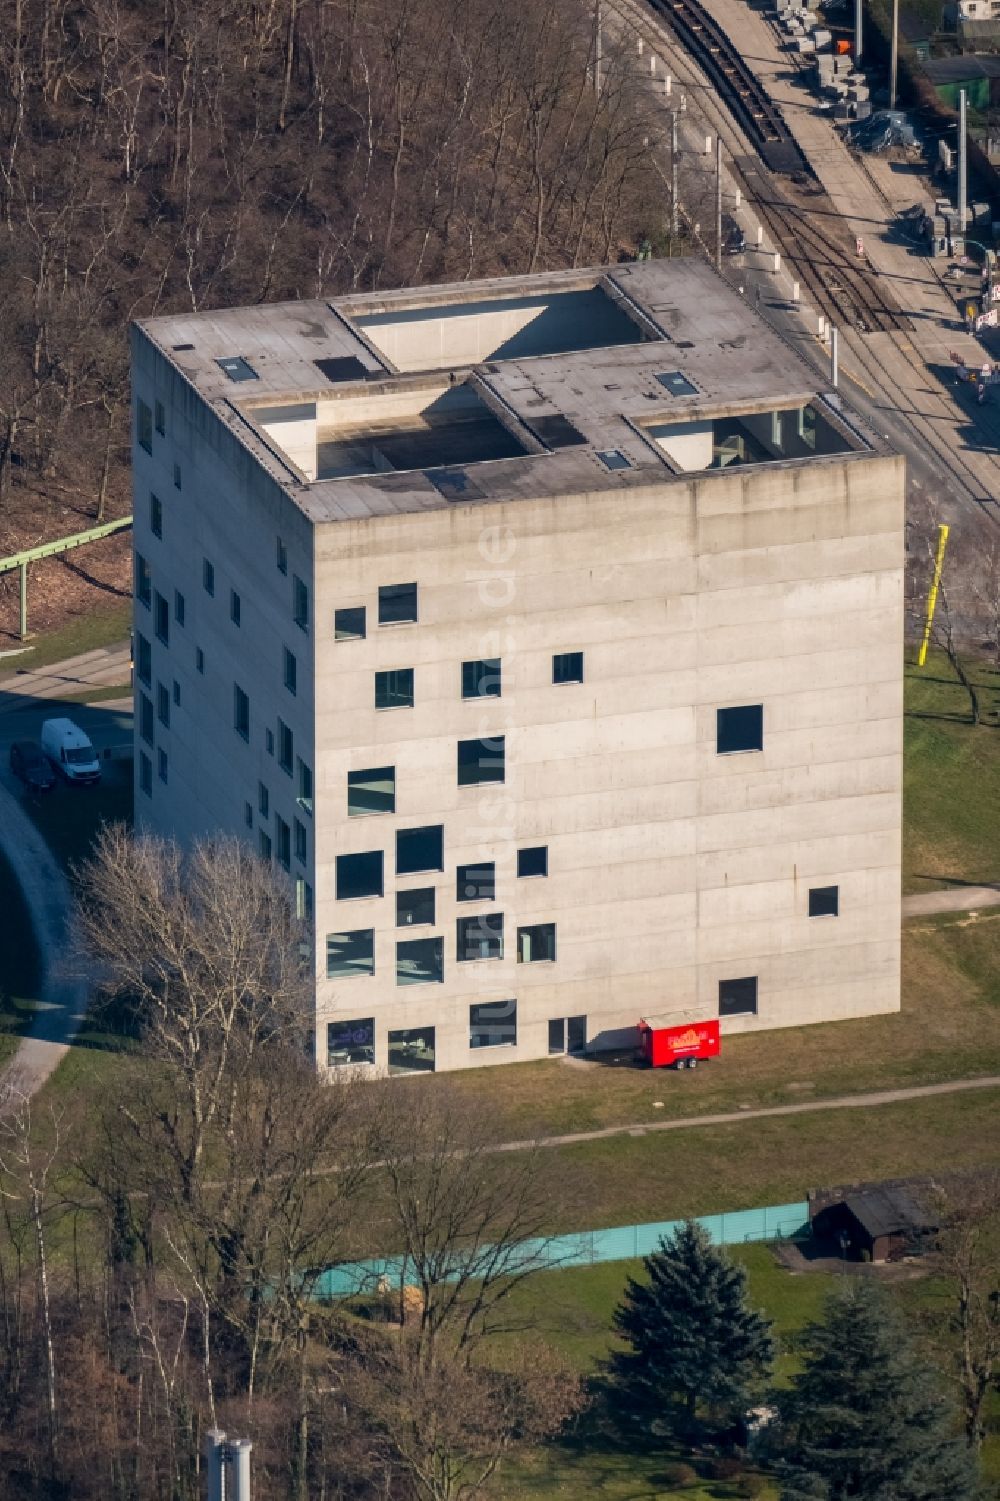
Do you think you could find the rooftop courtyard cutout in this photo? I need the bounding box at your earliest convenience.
[644,403,856,473]
[348,285,650,374]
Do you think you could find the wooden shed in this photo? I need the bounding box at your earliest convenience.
[810,1183,937,1263]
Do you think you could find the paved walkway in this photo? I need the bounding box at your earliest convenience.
[492,1074,1000,1155]
[0,777,87,1101]
[0,641,131,712]
[902,884,1000,916]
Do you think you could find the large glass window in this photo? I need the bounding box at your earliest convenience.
[470,1000,517,1049]
[397,888,435,927]
[336,851,384,900]
[234,684,250,741]
[462,658,501,700]
[717,705,763,755]
[517,846,548,879]
[719,976,758,1017]
[457,913,504,962]
[327,1017,375,1066]
[326,930,375,977]
[457,736,505,787]
[397,825,444,875]
[388,1025,436,1074]
[378,582,418,625]
[457,862,495,902]
[348,766,395,816]
[396,937,444,986]
[517,923,556,963]
[375,669,414,710]
[335,606,366,640]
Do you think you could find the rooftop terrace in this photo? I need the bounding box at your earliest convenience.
[135,261,877,522]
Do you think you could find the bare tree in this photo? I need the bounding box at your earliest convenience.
[929,1173,1000,1449]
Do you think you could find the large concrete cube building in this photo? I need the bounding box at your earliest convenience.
[130,260,903,1076]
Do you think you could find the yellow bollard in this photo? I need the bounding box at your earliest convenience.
[917,523,950,668]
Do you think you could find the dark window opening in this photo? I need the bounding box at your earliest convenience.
[196,646,205,675]
[203,559,215,596]
[276,537,288,575]
[376,669,414,710]
[462,658,501,700]
[336,606,366,641]
[396,825,443,875]
[157,748,168,783]
[154,592,169,646]
[457,862,495,902]
[348,766,395,816]
[457,912,504,962]
[657,370,698,397]
[278,718,293,774]
[136,633,151,687]
[139,693,154,746]
[717,704,763,754]
[150,493,162,539]
[517,923,556,963]
[548,1018,566,1054]
[719,975,758,1017]
[553,651,583,685]
[809,885,840,918]
[174,590,185,625]
[297,759,313,815]
[244,802,253,830]
[294,818,307,864]
[293,575,309,633]
[458,736,505,786]
[275,816,291,871]
[216,356,258,382]
[597,448,631,471]
[517,846,548,879]
[258,782,269,819]
[396,888,435,927]
[396,937,443,986]
[336,850,384,900]
[326,930,374,978]
[388,1025,436,1074]
[230,590,241,627]
[470,1000,517,1049]
[327,1017,375,1065]
[154,400,165,436]
[234,684,250,741]
[136,555,151,609]
[378,582,418,626]
[157,682,170,728]
[284,647,297,695]
[137,399,153,454]
[259,830,272,861]
[315,355,371,383]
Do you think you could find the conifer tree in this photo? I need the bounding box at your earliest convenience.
[776,1279,981,1501]
[607,1219,774,1444]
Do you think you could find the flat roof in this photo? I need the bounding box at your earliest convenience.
[135,260,881,524]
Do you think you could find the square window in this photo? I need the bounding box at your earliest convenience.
[517,923,556,963]
[517,846,548,879]
[174,590,185,626]
[378,582,417,626]
[172,680,181,707]
[327,1017,375,1065]
[258,782,269,819]
[457,912,504,961]
[258,829,272,861]
[396,825,443,875]
[156,681,170,727]
[278,718,293,774]
[809,885,839,918]
[196,646,205,675]
[457,862,495,902]
[462,659,501,700]
[203,559,215,596]
[154,399,165,436]
[396,937,443,986]
[719,975,758,1017]
[293,574,309,633]
[388,1025,436,1074]
[135,554,151,609]
[294,818,307,865]
[336,850,384,900]
[717,705,763,755]
[154,592,169,647]
[137,399,152,454]
[150,493,163,539]
[375,668,414,710]
[173,462,182,490]
[276,536,288,575]
[139,751,152,796]
[157,747,168,783]
[552,651,583,685]
[136,633,152,687]
[275,815,291,871]
[396,888,435,927]
[336,606,366,641]
[139,693,154,746]
[297,758,313,815]
[348,766,395,816]
[326,930,375,978]
[656,370,698,397]
[457,736,505,787]
[470,999,517,1049]
[284,647,297,695]
[234,684,250,741]
[230,590,241,627]
[244,801,253,830]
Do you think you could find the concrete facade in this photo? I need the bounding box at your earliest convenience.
[130,261,903,1077]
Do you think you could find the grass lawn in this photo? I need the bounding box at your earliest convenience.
[0,601,130,679]
[904,650,1000,894]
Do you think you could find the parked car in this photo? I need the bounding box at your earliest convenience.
[9,740,56,793]
[40,717,102,785]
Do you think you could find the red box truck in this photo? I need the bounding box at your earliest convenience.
[636,1013,721,1070]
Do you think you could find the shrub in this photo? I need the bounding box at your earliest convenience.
[658,1461,698,1489]
[735,1476,767,1498]
[702,1454,745,1481]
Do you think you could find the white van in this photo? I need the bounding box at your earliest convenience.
[40,717,102,785]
